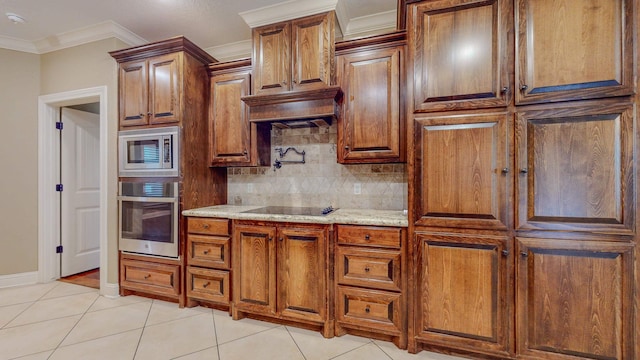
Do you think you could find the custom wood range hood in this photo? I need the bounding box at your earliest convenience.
[241,85,343,128]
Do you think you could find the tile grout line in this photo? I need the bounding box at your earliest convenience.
[371,341,395,360]
[284,326,308,360]
[211,309,222,360]
[132,298,156,359]
[327,339,378,360]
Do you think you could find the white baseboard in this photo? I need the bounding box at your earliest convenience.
[0,272,39,288]
[101,282,120,298]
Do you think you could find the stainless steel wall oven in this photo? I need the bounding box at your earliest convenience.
[118,181,179,258]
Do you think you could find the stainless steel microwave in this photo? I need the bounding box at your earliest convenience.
[118,126,179,177]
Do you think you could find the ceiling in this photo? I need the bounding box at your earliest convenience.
[0,0,397,60]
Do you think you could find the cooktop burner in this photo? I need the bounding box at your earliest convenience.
[242,206,336,216]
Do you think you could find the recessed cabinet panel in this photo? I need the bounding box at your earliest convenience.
[516,238,634,360]
[417,232,510,354]
[234,224,276,314]
[410,0,511,112]
[291,14,332,90]
[148,54,181,124]
[119,60,148,126]
[516,0,634,104]
[278,227,326,322]
[338,45,403,162]
[416,112,510,229]
[515,102,634,233]
[253,23,290,95]
[210,71,251,164]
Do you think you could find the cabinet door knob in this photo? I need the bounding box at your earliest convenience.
[502,250,509,256]
[501,168,509,174]
[364,266,370,272]
[203,281,210,288]
[364,234,370,240]
[243,149,248,155]
[520,84,528,91]
[519,168,528,174]
[501,86,509,94]
[520,251,528,257]
[344,145,350,150]
[203,224,210,229]
[139,113,145,118]
[279,237,284,242]
[365,306,370,314]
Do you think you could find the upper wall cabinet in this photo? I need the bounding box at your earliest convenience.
[118,53,181,127]
[336,33,406,163]
[110,37,216,129]
[208,60,270,167]
[516,0,635,104]
[409,0,512,112]
[252,12,335,96]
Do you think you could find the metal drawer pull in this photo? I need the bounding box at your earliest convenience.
[203,249,210,255]
[144,274,151,280]
[364,234,370,240]
[364,266,370,272]
[203,224,210,229]
[365,306,370,314]
[203,282,211,288]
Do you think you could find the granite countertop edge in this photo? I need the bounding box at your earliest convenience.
[182,205,408,228]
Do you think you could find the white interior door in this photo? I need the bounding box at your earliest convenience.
[60,107,100,277]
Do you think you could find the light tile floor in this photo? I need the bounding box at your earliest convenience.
[0,282,467,360]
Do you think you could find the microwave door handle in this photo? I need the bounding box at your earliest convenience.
[163,137,171,168]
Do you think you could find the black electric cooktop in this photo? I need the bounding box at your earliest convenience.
[242,206,336,216]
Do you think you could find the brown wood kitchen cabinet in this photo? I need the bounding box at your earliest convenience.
[409,0,512,112]
[185,217,232,309]
[208,59,270,166]
[120,252,181,301]
[111,36,216,129]
[415,231,512,358]
[336,32,406,163]
[252,12,336,96]
[515,0,635,104]
[335,225,407,349]
[516,237,635,360]
[232,220,333,337]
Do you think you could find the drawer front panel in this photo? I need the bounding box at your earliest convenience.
[337,286,402,334]
[337,225,401,248]
[337,247,401,291]
[188,218,229,236]
[187,235,231,269]
[121,259,180,296]
[186,267,230,304]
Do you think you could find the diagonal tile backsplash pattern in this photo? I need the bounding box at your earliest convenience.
[228,125,408,210]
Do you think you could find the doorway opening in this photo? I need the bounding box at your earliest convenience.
[38,86,115,297]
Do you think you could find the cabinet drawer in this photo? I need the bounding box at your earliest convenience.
[336,286,402,335]
[120,258,180,297]
[336,247,401,291]
[186,267,230,304]
[188,218,229,236]
[337,225,401,249]
[187,235,231,269]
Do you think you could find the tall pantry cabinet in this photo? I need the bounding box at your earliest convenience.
[405,0,638,359]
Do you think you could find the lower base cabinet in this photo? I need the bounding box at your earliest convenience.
[516,237,635,360]
[232,220,333,337]
[334,225,407,349]
[119,252,182,304]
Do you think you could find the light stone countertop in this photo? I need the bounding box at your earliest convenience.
[182,205,408,228]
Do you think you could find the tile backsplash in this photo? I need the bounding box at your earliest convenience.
[227,124,407,210]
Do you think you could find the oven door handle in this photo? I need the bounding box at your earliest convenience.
[117,196,177,203]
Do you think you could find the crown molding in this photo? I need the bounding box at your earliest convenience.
[34,20,147,53]
[205,39,252,63]
[240,0,341,28]
[0,20,146,54]
[343,9,397,38]
[0,35,38,53]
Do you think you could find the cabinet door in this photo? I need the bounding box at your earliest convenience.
[515,101,635,234]
[277,226,326,322]
[210,71,252,165]
[417,232,512,357]
[291,12,334,92]
[415,112,511,230]
[253,22,290,95]
[233,224,277,315]
[516,237,634,360]
[118,60,148,127]
[409,0,511,112]
[148,53,181,124]
[516,0,634,104]
[338,46,403,163]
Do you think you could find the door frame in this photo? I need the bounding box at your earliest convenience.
[37,86,116,297]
